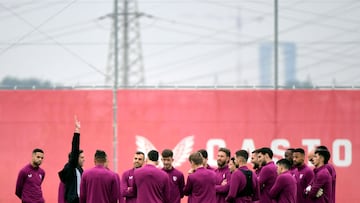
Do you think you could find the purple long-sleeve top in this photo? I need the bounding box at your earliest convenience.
[162,167,185,203]
[121,168,137,203]
[269,170,297,203]
[113,170,123,203]
[225,166,260,203]
[15,164,45,203]
[215,165,231,203]
[58,181,66,203]
[80,165,120,203]
[325,164,336,203]
[134,164,170,203]
[306,165,332,203]
[296,164,314,203]
[184,167,217,203]
[258,161,277,203]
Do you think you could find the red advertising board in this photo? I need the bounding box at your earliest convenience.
[0,90,357,202]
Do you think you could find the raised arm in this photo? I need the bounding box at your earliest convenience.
[74,115,80,133]
[69,116,81,167]
[58,116,82,183]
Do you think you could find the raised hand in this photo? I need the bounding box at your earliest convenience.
[74,115,81,133]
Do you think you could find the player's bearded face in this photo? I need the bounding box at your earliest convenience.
[32,152,44,167]
[217,152,228,167]
[133,154,144,168]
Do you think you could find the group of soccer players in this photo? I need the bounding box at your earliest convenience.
[15,118,336,203]
[121,145,336,203]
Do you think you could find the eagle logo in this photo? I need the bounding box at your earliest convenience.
[135,135,194,168]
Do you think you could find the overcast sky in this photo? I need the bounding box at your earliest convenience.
[1,0,359,87]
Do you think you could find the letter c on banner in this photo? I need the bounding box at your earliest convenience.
[333,139,352,167]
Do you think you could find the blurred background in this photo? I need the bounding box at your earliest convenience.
[1,0,359,88]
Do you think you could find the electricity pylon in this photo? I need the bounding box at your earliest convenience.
[105,0,145,86]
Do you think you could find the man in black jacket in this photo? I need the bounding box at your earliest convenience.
[58,117,85,203]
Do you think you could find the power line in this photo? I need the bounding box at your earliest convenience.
[0,0,79,56]
[2,17,110,44]
[142,23,240,44]
[0,42,108,46]
[296,44,360,76]
[0,1,70,21]
[21,23,106,43]
[162,67,236,85]
[148,0,360,85]
[236,1,360,71]
[0,1,107,77]
[146,44,239,78]
[1,0,359,86]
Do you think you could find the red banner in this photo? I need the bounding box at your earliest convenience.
[0,90,357,202]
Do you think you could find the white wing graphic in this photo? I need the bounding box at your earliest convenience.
[135,135,158,156]
[172,135,194,168]
[135,135,164,168]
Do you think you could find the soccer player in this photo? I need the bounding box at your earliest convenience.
[284,148,295,166]
[257,147,277,203]
[198,149,215,170]
[228,157,238,173]
[184,152,216,203]
[226,150,260,202]
[121,151,145,203]
[284,148,297,175]
[293,148,314,203]
[308,149,315,166]
[316,146,336,203]
[134,150,170,203]
[58,181,66,203]
[304,148,332,203]
[58,117,85,203]
[215,147,231,203]
[251,149,261,175]
[161,149,185,203]
[15,148,46,203]
[269,159,297,203]
[80,150,120,203]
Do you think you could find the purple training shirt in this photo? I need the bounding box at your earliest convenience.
[184,167,217,203]
[15,164,45,203]
[162,167,185,203]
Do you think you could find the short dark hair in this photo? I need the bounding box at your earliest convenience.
[252,149,259,154]
[95,150,107,163]
[286,148,295,152]
[198,149,208,159]
[33,148,44,154]
[219,147,231,157]
[161,149,173,158]
[293,148,305,154]
[148,150,159,161]
[230,157,238,168]
[276,158,291,169]
[316,145,329,151]
[315,148,330,164]
[258,147,273,159]
[316,146,331,159]
[235,150,249,161]
[189,152,203,165]
[135,151,145,156]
